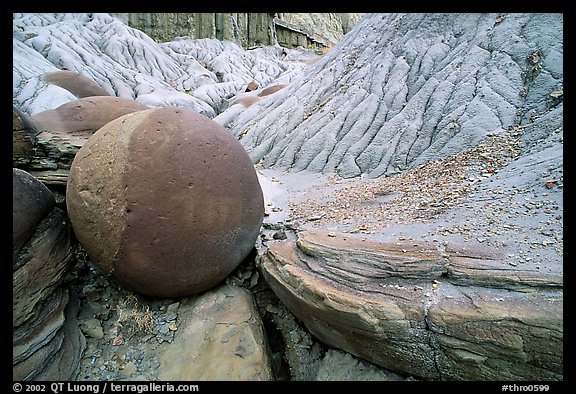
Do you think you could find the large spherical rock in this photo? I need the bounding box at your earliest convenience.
[66,107,264,297]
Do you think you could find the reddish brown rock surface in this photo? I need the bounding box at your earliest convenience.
[41,70,110,98]
[14,98,148,186]
[258,84,287,97]
[29,96,148,147]
[232,96,263,108]
[66,107,264,297]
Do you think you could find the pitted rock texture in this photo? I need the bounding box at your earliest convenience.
[259,231,562,381]
[229,13,563,178]
[66,107,264,298]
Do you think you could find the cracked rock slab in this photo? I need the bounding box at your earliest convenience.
[157,284,273,381]
[259,230,562,380]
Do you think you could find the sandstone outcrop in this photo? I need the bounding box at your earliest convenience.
[276,13,364,46]
[13,106,37,169]
[258,84,286,97]
[29,96,148,147]
[13,13,310,118]
[12,12,562,382]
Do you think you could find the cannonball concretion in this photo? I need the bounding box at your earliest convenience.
[66,107,264,297]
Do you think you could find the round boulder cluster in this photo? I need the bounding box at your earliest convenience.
[66,107,264,298]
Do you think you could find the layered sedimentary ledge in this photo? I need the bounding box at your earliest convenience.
[259,231,562,380]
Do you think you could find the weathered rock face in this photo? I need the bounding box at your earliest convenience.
[114,13,276,48]
[13,168,84,381]
[66,107,264,297]
[158,284,273,380]
[13,169,75,328]
[32,291,86,381]
[259,231,562,380]
[14,289,86,381]
[13,107,37,169]
[13,207,74,327]
[277,13,364,45]
[113,13,362,49]
[230,13,563,178]
[14,13,311,119]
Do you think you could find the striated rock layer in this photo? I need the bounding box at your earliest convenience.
[259,231,562,380]
[13,168,85,381]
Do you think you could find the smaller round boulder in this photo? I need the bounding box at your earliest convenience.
[66,107,264,298]
[41,70,110,98]
[13,168,55,260]
[29,96,148,147]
